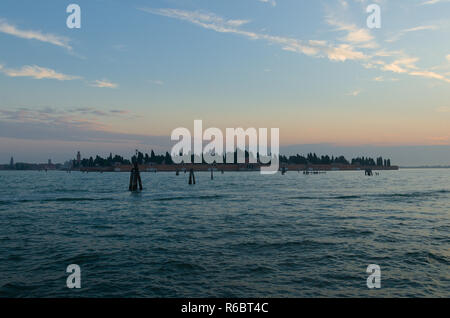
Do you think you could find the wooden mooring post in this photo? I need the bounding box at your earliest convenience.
[189,168,196,185]
[129,161,143,191]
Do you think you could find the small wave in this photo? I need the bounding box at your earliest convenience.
[153,194,224,201]
[380,193,421,198]
[403,250,450,265]
[289,189,449,201]
[64,253,102,264]
[161,260,206,271]
[91,224,114,230]
[0,197,114,204]
[232,240,336,251]
[334,195,361,199]
[50,197,113,202]
[427,252,450,265]
[290,195,361,200]
[376,189,449,199]
[7,254,24,261]
[334,228,374,237]
[247,265,274,274]
[433,224,450,231]
[0,282,36,293]
[291,196,318,200]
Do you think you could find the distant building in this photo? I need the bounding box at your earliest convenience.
[77,151,81,165]
[48,159,52,165]
[10,157,14,167]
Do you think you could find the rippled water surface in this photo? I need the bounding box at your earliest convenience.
[0,169,449,297]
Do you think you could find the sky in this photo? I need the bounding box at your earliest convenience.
[0,0,449,165]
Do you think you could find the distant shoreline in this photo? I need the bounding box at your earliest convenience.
[400,166,450,169]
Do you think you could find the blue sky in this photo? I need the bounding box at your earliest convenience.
[0,0,449,165]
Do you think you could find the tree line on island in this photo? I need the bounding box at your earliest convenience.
[280,153,390,166]
[72,150,392,168]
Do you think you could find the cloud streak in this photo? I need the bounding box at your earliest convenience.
[420,0,450,5]
[141,7,450,84]
[326,18,376,48]
[0,19,72,50]
[140,8,369,62]
[0,107,170,158]
[0,65,81,81]
[386,25,439,43]
[0,107,131,124]
[90,79,119,88]
[0,64,121,87]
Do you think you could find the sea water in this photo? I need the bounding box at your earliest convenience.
[0,169,448,297]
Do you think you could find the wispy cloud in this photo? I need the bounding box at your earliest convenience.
[70,107,129,117]
[347,90,361,96]
[373,56,449,82]
[409,70,450,82]
[0,107,168,147]
[386,25,439,43]
[0,19,72,50]
[141,7,449,85]
[142,8,250,29]
[373,76,398,82]
[325,7,450,84]
[109,109,129,115]
[326,18,377,48]
[90,79,118,88]
[0,107,131,128]
[420,0,450,5]
[381,57,419,74]
[0,64,120,87]
[0,65,80,80]
[258,0,277,7]
[140,8,367,62]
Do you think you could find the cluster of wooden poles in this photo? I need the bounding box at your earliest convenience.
[129,164,224,191]
[129,164,373,192]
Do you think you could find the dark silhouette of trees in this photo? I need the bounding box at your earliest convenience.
[351,156,376,166]
[164,152,173,165]
[75,150,392,167]
[377,157,383,166]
